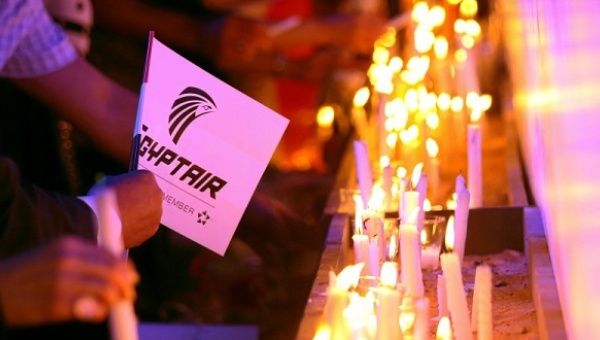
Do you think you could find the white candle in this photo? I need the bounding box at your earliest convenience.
[426,138,440,202]
[414,298,430,340]
[401,191,420,225]
[352,234,370,273]
[400,224,424,298]
[353,140,373,208]
[383,165,394,211]
[454,189,471,264]
[97,190,138,340]
[397,177,408,220]
[472,265,493,340]
[368,238,381,277]
[420,239,440,270]
[352,194,364,235]
[440,252,473,340]
[376,262,402,340]
[456,174,467,193]
[467,124,482,207]
[437,274,449,318]
[416,174,428,232]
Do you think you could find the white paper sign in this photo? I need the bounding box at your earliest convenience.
[133,36,288,255]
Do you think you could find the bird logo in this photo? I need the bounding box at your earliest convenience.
[168,87,217,144]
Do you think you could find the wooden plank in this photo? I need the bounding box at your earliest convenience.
[524,207,568,340]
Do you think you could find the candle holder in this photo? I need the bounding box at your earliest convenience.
[420,215,447,270]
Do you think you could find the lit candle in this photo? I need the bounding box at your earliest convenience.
[97,190,139,340]
[437,274,448,318]
[436,316,452,340]
[416,173,428,232]
[352,87,371,141]
[324,265,362,340]
[440,231,473,340]
[353,140,373,209]
[313,323,331,340]
[352,234,369,273]
[472,265,493,340]
[400,223,424,298]
[456,174,467,193]
[401,191,420,225]
[376,262,402,340]
[454,188,471,264]
[426,138,440,202]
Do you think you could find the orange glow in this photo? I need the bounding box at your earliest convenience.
[445,215,455,251]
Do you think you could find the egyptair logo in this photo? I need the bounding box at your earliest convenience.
[168,87,217,144]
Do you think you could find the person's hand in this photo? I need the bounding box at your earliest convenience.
[0,236,138,326]
[98,170,163,248]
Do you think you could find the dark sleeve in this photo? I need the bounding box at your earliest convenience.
[0,157,96,259]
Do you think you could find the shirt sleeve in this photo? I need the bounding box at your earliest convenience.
[0,0,77,78]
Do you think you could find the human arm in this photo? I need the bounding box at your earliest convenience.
[11,58,137,165]
[0,236,137,326]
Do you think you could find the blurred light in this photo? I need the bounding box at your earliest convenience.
[461,35,475,49]
[397,166,407,178]
[470,108,483,123]
[415,27,435,53]
[426,112,440,129]
[466,91,479,109]
[429,6,446,27]
[411,162,424,189]
[451,96,464,112]
[478,94,493,111]
[313,324,331,340]
[437,92,451,110]
[426,138,439,157]
[389,56,403,73]
[353,87,371,107]
[445,216,455,251]
[376,27,397,48]
[434,36,449,59]
[465,19,481,37]
[380,262,398,287]
[386,133,398,148]
[405,89,419,111]
[455,48,468,63]
[316,105,335,128]
[436,316,452,340]
[412,1,429,23]
[373,46,390,65]
[380,155,391,168]
[459,0,478,17]
[454,19,466,34]
[447,0,461,4]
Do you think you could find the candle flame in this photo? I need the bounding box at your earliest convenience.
[313,323,331,340]
[379,155,391,169]
[415,27,435,53]
[373,46,390,65]
[461,35,475,49]
[437,92,451,111]
[399,312,416,332]
[434,36,449,60]
[466,91,479,109]
[429,6,446,27]
[426,138,440,158]
[454,48,468,63]
[353,87,370,107]
[375,27,397,48]
[445,215,455,251]
[316,105,335,128]
[336,263,364,290]
[426,112,440,130]
[411,162,424,188]
[420,229,429,245]
[450,96,464,113]
[424,198,432,212]
[388,234,398,259]
[412,1,429,23]
[460,0,478,17]
[479,94,493,111]
[368,184,386,211]
[454,19,466,34]
[436,316,452,340]
[465,19,482,37]
[386,133,398,148]
[470,108,483,123]
[389,56,403,73]
[397,166,407,178]
[380,261,398,287]
[404,88,419,112]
